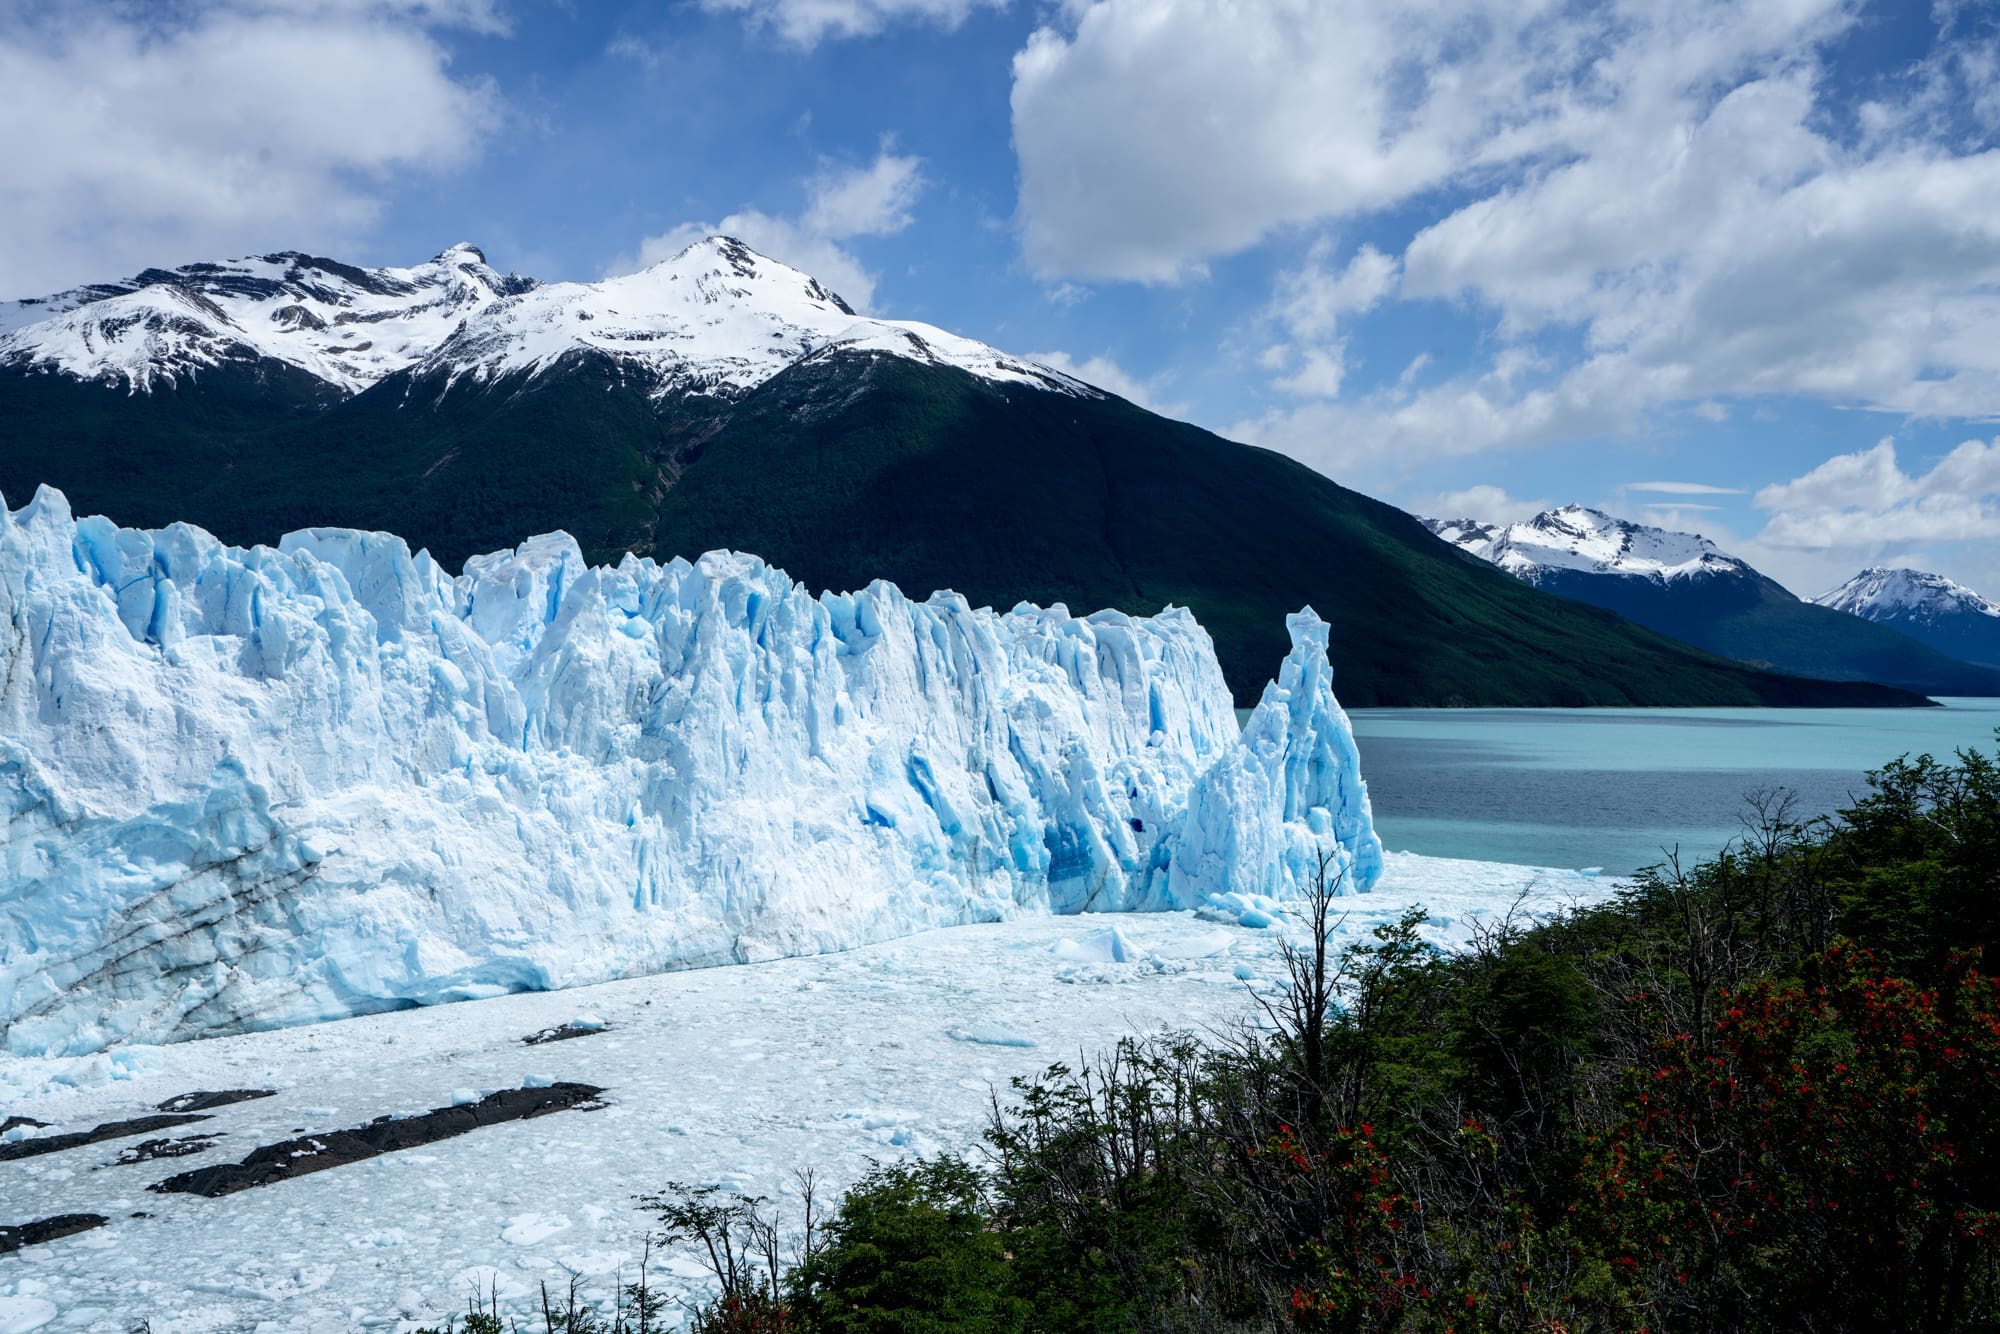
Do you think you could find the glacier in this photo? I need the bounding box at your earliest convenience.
[0,487,1381,1057]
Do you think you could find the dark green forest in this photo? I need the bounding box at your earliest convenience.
[0,354,1929,708]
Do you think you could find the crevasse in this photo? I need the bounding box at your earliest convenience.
[0,487,1381,1055]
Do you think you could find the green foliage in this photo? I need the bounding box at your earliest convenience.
[790,1158,1023,1333]
[1572,945,2000,1329]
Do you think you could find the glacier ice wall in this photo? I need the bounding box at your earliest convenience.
[0,487,1381,1055]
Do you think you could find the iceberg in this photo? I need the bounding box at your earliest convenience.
[0,487,1381,1055]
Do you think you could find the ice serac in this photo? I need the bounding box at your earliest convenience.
[0,490,1380,1056]
[1168,611,1384,914]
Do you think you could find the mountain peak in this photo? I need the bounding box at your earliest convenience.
[1815,567,2000,623]
[1425,505,1745,583]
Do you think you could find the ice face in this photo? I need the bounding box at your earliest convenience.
[0,488,1380,1055]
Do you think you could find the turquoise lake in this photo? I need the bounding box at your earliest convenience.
[1341,698,2000,875]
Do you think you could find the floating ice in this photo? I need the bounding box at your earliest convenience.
[0,489,1381,1055]
[1052,927,1141,964]
[949,1022,1038,1048]
[0,1295,57,1334]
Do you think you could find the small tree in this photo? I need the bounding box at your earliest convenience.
[790,1157,1024,1333]
[641,1180,805,1333]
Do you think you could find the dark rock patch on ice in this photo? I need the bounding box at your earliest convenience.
[111,1134,224,1165]
[0,1114,210,1162]
[150,1083,607,1198]
[524,1021,609,1045]
[0,1213,108,1255]
[156,1089,275,1113]
[0,1116,48,1135]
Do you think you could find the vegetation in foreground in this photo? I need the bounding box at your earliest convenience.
[416,744,2000,1332]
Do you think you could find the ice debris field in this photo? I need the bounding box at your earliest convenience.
[0,855,1608,1333]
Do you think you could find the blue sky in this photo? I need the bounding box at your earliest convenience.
[6,0,2000,597]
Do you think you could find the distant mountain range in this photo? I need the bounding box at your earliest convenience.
[1815,568,2000,674]
[1424,506,2000,697]
[0,240,1932,708]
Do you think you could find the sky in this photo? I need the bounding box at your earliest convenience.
[4,0,2000,599]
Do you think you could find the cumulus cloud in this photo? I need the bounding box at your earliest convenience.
[802,152,924,238]
[1257,239,1399,401]
[613,148,924,313]
[1752,439,2000,552]
[0,1,499,298]
[1226,351,1644,485]
[1025,0,2000,476]
[1418,484,1548,524]
[1011,0,1856,282]
[1026,350,1190,418]
[699,0,1004,46]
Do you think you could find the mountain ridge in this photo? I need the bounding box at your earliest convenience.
[1815,567,2000,672]
[0,240,1938,709]
[1424,506,2000,697]
[0,236,1085,402]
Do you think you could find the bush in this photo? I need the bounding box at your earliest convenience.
[790,1158,1022,1333]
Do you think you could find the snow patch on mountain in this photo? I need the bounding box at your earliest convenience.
[1425,505,1749,584]
[1814,567,2000,626]
[0,237,1088,401]
[0,488,1380,1057]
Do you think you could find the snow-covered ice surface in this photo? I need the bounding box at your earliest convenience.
[1424,505,1748,584]
[0,488,1380,1056]
[0,851,1610,1333]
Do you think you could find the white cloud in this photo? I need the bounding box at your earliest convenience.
[612,149,925,313]
[1624,482,1746,496]
[1010,0,1854,282]
[1027,350,1190,419]
[1753,437,2000,551]
[1417,484,1548,523]
[606,33,662,68]
[699,0,1004,46]
[1021,0,2000,475]
[802,152,924,238]
[1271,348,1350,399]
[1226,351,1645,486]
[1255,239,1400,402]
[0,2,499,298]
[1272,241,1398,342]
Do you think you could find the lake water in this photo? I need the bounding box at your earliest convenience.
[1338,699,2000,875]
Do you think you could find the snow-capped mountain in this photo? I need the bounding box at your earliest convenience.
[1424,506,1751,584]
[1814,568,2000,672]
[0,236,1083,400]
[0,243,531,393]
[0,485,1382,1056]
[1427,506,2000,697]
